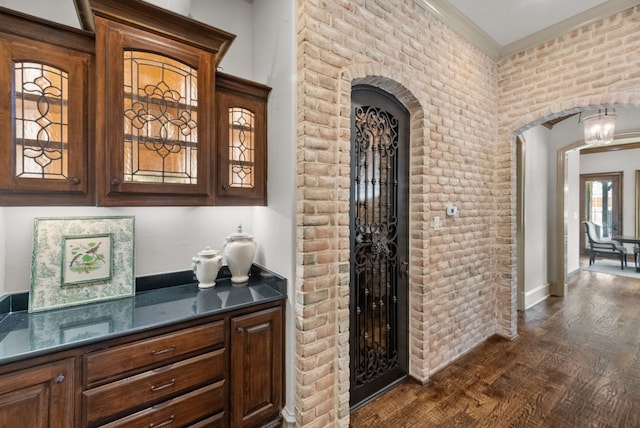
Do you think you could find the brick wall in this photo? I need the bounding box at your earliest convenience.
[495,5,640,337]
[296,0,640,426]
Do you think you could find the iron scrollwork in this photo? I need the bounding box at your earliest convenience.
[352,104,400,388]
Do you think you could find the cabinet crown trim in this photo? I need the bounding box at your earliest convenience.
[83,0,235,62]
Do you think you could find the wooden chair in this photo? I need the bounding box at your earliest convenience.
[583,221,628,270]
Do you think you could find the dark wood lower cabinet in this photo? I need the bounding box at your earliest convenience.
[0,358,74,428]
[0,301,284,428]
[231,307,284,428]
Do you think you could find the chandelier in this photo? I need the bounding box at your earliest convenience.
[580,109,617,145]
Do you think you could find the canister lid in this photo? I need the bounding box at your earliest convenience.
[197,246,219,257]
[226,224,254,241]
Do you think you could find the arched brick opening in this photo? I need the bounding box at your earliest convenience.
[336,65,429,423]
[507,100,640,315]
[293,61,431,425]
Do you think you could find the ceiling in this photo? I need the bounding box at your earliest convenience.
[420,0,640,60]
[5,0,637,59]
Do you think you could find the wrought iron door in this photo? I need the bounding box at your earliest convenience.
[349,85,409,409]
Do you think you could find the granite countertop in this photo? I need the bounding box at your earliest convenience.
[0,265,286,365]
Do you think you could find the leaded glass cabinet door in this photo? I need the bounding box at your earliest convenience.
[349,85,409,410]
[0,26,93,205]
[216,73,270,206]
[94,17,216,206]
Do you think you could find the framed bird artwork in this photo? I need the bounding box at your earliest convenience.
[29,216,135,313]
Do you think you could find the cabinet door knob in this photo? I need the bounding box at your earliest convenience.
[111,178,121,186]
[53,375,65,384]
[222,184,229,192]
[69,177,80,185]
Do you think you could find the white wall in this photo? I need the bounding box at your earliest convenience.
[190,0,254,79]
[546,115,582,287]
[522,127,550,308]
[2,206,255,294]
[251,0,296,421]
[147,0,191,16]
[0,0,80,28]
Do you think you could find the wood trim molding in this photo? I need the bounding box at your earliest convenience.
[75,0,235,62]
[74,0,94,32]
[580,141,640,155]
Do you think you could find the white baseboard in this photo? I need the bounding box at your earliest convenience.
[281,406,295,427]
[524,283,550,309]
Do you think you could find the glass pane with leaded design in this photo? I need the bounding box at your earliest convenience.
[228,107,255,189]
[123,51,198,184]
[14,62,69,180]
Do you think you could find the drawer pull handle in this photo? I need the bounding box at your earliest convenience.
[150,415,174,427]
[53,375,65,384]
[151,345,176,356]
[150,379,175,392]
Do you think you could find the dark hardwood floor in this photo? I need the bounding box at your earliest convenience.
[350,264,640,427]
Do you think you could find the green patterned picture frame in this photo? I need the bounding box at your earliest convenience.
[29,216,135,313]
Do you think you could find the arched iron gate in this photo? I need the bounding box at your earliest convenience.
[349,84,409,409]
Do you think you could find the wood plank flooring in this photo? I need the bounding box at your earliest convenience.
[350,266,640,427]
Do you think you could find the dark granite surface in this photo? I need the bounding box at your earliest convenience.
[0,265,286,365]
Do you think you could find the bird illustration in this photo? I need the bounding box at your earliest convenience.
[69,241,102,268]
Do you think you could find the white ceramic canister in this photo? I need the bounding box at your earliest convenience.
[192,246,223,288]
[223,225,256,284]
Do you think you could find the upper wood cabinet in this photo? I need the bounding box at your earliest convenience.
[0,9,94,205]
[0,2,272,207]
[216,73,271,206]
[88,0,235,206]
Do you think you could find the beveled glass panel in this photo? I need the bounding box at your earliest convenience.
[123,50,198,184]
[14,62,68,179]
[228,107,255,188]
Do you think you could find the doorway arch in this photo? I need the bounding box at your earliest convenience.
[337,65,427,421]
[512,105,640,315]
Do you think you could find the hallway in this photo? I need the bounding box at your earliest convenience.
[350,268,640,427]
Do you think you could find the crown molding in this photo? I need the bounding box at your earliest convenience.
[418,0,500,59]
[499,0,640,60]
[419,0,640,62]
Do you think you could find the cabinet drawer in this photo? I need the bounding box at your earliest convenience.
[85,321,225,385]
[98,381,225,427]
[84,349,225,426]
